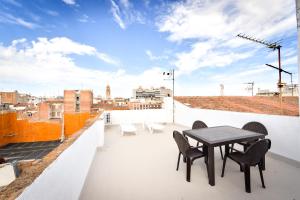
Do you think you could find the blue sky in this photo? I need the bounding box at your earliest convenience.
[0,0,298,97]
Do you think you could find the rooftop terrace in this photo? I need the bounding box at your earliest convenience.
[80,124,300,200]
[12,98,300,200]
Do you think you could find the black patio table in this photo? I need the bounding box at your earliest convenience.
[183,125,265,186]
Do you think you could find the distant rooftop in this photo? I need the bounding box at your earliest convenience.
[175,96,299,116]
[0,141,60,163]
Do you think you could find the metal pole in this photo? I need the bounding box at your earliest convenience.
[278,47,283,114]
[291,74,294,96]
[172,69,175,124]
[60,111,65,142]
[251,82,254,96]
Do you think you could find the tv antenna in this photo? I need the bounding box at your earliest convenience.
[237,33,284,113]
[244,82,254,96]
[220,84,224,96]
[265,64,294,96]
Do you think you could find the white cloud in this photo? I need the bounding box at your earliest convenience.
[0,12,38,29]
[283,55,298,66]
[111,0,126,29]
[211,66,271,82]
[120,0,129,8]
[96,52,119,66]
[78,14,89,23]
[110,0,145,29]
[47,10,59,17]
[22,37,120,65]
[62,0,75,5]
[158,0,295,42]
[145,50,168,61]
[174,40,254,75]
[0,37,167,97]
[157,0,297,75]
[2,0,22,7]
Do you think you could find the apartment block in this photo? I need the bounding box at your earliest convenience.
[128,99,162,110]
[38,99,63,120]
[132,86,172,100]
[0,91,18,105]
[64,90,93,113]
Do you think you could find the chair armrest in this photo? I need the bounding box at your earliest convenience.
[194,145,203,149]
[230,147,244,154]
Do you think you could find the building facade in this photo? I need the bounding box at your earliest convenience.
[38,99,63,120]
[282,84,299,96]
[132,87,172,100]
[64,90,93,113]
[0,91,19,105]
[128,101,162,110]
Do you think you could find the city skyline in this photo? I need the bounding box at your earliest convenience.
[0,0,298,97]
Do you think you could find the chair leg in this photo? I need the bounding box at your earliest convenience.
[221,155,227,177]
[205,159,209,177]
[258,163,266,188]
[176,152,181,171]
[196,141,199,146]
[230,144,234,153]
[244,165,251,193]
[240,164,244,172]
[261,156,266,170]
[186,158,191,182]
[219,146,223,160]
[243,145,247,152]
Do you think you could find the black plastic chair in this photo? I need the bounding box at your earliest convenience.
[193,120,223,159]
[231,122,268,153]
[173,130,207,182]
[221,139,271,193]
[0,157,5,164]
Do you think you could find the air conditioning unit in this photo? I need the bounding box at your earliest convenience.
[104,112,111,124]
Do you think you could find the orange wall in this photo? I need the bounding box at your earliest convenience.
[0,112,93,147]
[12,120,61,143]
[0,112,17,146]
[64,112,90,137]
[0,112,61,147]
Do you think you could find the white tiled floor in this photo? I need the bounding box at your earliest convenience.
[80,124,300,200]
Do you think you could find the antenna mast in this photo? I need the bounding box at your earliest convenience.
[244,82,254,96]
[237,33,284,113]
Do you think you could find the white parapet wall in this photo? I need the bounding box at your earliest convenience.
[17,117,105,200]
[174,100,300,162]
[109,99,173,125]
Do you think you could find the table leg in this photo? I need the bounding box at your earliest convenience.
[208,146,215,186]
[221,145,229,177]
[244,165,251,193]
[203,145,208,164]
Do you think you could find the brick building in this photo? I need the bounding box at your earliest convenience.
[64,90,93,113]
[38,99,63,120]
[0,91,18,105]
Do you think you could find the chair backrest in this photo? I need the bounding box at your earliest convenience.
[243,139,271,165]
[0,157,5,164]
[192,120,208,129]
[242,121,268,135]
[173,131,190,156]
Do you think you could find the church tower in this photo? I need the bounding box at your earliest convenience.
[106,84,111,99]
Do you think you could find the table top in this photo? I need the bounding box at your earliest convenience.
[183,126,264,146]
